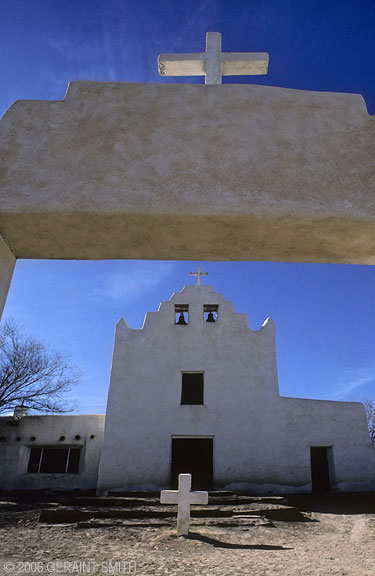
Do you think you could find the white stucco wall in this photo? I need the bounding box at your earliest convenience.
[0,415,104,491]
[1,80,374,321]
[0,233,15,319]
[273,397,375,492]
[98,286,375,493]
[0,82,374,265]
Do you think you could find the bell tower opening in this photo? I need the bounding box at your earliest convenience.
[203,304,218,322]
[175,304,189,325]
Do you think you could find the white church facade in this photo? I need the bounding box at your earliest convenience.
[1,284,374,494]
[97,284,375,494]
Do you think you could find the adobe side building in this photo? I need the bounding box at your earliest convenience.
[97,284,375,494]
[0,414,104,492]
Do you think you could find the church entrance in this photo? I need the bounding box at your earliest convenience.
[171,437,213,490]
[310,446,331,492]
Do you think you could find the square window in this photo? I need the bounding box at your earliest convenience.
[203,305,218,322]
[175,304,189,325]
[181,373,204,405]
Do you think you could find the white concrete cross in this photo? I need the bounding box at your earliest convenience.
[160,473,208,536]
[190,265,208,286]
[158,32,269,85]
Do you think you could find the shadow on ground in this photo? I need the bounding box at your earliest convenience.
[186,531,293,550]
[288,493,375,515]
[261,508,316,522]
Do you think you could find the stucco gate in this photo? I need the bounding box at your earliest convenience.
[0,72,374,317]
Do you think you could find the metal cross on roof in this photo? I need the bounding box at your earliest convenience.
[158,32,269,85]
[190,266,208,286]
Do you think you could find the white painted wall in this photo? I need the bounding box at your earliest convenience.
[1,82,374,264]
[98,286,375,493]
[0,234,15,320]
[0,415,104,491]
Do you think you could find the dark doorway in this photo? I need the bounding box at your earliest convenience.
[171,437,213,490]
[310,447,331,492]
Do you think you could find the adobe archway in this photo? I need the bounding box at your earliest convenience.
[0,81,374,318]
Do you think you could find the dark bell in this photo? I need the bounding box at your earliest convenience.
[206,312,216,323]
[177,313,187,325]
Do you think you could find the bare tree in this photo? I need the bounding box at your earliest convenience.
[0,321,80,414]
[363,399,375,446]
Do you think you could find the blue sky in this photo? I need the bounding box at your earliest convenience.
[1,0,375,412]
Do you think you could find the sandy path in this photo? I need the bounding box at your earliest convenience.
[1,509,375,575]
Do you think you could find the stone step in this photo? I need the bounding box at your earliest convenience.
[40,508,173,524]
[59,504,290,517]
[76,518,172,529]
[191,515,273,528]
[39,503,306,525]
[75,515,272,530]
[107,491,159,497]
[61,495,288,508]
[61,497,159,507]
[53,503,291,514]
[201,496,288,506]
[107,490,283,499]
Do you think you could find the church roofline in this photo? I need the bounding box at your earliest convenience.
[115,285,275,334]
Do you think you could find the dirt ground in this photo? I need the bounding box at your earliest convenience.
[0,495,374,576]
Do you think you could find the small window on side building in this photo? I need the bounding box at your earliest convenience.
[181,373,204,405]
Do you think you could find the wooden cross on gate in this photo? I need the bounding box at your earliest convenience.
[158,32,269,85]
[160,473,208,536]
